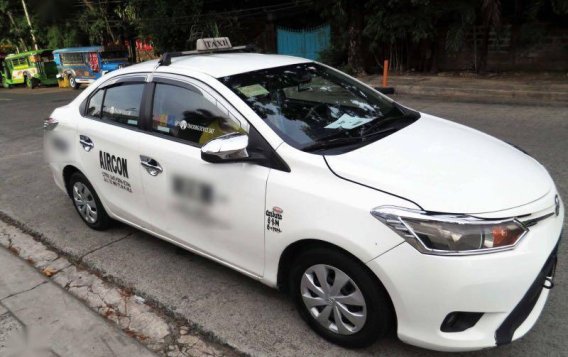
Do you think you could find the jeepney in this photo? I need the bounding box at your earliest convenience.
[1,49,58,89]
[53,46,130,89]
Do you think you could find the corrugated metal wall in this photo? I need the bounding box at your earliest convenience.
[276,24,330,60]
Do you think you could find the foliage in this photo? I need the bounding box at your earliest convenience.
[318,44,347,67]
[364,0,435,48]
[0,0,566,71]
[45,24,81,49]
[0,0,30,51]
[130,0,203,52]
[551,0,568,14]
[442,1,477,52]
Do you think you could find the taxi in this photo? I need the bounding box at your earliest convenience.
[44,38,563,351]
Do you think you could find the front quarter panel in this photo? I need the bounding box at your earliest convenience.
[262,143,420,286]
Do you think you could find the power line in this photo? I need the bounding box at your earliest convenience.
[70,0,312,19]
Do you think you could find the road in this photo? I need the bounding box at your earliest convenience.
[0,86,567,356]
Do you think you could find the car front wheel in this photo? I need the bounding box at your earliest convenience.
[68,75,80,90]
[69,172,111,230]
[289,247,393,348]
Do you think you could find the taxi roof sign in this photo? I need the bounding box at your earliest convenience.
[157,37,255,67]
[196,37,232,51]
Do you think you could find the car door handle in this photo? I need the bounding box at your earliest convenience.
[140,155,163,176]
[79,135,94,152]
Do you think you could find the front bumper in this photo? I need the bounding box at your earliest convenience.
[75,78,96,84]
[367,203,563,352]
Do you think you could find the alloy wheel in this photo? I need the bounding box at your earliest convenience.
[300,264,367,335]
[72,182,98,224]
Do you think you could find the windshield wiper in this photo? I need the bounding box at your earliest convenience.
[302,127,401,153]
[361,110,420,137]
[302,136,363,152]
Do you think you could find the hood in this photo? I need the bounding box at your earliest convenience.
[325,114,552,214]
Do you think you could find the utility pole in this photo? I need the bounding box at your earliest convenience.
[21,0,39,50]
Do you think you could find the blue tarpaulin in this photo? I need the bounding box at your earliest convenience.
[276,24,330,60]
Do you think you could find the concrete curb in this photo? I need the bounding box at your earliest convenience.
[0,214,242,357]
[393,85,568,106]
[360,75,568,106]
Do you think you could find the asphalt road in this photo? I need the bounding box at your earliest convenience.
[1,86,567,356]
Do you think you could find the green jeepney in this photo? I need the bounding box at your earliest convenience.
[1,49,58,89]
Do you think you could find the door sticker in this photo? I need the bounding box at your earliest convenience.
[99,150,132,192]
[266,207,283,233]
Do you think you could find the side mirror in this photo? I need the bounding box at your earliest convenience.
[201,133,250,163]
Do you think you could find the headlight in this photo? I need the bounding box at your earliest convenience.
[371,206,528,255]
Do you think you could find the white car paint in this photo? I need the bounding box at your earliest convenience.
[325,113,553,214]
[44,52,563,352]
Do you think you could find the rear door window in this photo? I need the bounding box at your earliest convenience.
[86,89,104,117]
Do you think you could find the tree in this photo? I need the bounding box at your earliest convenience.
[478,0,502,73]
[0,0,29,51]
[315,0,366,74]
[31,0,85,48]
[130,0,203,53]
[364,0,444,72]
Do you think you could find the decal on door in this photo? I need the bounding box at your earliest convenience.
[99,150,132,193]
[266,207,283,233]
[99,150,128,178]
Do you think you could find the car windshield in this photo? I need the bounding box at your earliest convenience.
[220,62,419,153]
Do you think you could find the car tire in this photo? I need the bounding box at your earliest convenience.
[2,75,11,89]
[25,75,35,89]
[289,247,393,348]
[68,75,80,90]
[68,172,111,230]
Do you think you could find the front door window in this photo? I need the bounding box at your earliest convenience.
[151,83,246,146]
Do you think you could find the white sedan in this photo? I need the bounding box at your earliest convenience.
[44,39,563,351]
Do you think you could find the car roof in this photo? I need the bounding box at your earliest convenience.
[53,46,104,54]
[6,49,53,59]
[130,52,312,79]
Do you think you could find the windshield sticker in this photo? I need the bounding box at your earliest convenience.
[157,126,170,133]
[324,113,373,130]
[237,84,269,98]
[155,113,177,127]
[107,106,137,118]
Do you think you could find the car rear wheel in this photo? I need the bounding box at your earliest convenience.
[289,247,393,348]
[69,172,111,230]
[25,75,36,89]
